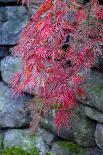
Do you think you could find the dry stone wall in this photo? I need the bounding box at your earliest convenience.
[0,0,103,155]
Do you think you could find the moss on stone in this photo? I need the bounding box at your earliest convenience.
[92,84,103,96]
[56,141,86,155]
[0,147,39,155]
[46,152,52,155]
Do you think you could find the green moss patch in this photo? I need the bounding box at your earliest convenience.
[46,152,52,155]
[0,147,39,155]
[92,84,103,96]
[56,141,86,155]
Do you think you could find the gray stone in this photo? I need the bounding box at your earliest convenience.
[0,55,39,95]
[0,131,4,151]
[40,104,96,147]
[4,129,48,155]
[51,141,103,155]
[76,0,89,4]
[51,142,71,155]
[85,148,103,155]
[85,106,103,123]
[95,124,103,149]
[34,130,49,155]
[78,70,103,112]
[0,82,31,128]
[94,45,103,71]
[0,0,17,2]
[0,47,9,57]
[38,127,55,146]
[1,56,21,85]
[0,6,30,45]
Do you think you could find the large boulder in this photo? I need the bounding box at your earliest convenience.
[95,124,103,149]
[40,103,96,147]
[0,82,31,128]
[0,6,30,45]
[4,129,48,155]
[85,106,103,123]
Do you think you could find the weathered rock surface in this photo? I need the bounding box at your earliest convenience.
[51,142,72,155]
[95,124,103,149]
[85,148,103,155]
[0,6,30,45]
[1,56,21,85]
[40,104,96,147]
[0,82,31,128]
[85,106,103,123]
[38,127,56,146]
[51,141,103,155]
[0,55,39,95]
[4,129,48,155]
[79,70,103,112]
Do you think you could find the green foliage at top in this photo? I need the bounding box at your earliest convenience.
[0,147,39,155]
[56,141,86,155]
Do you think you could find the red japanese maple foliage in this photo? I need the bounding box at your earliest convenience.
[11,0,103,130]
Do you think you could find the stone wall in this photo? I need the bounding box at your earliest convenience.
[0,0,103,155]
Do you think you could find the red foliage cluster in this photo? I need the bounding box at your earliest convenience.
[12,0,103,130]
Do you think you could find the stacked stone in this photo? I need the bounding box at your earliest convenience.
[0,1,49,155]
[0,0,103,155]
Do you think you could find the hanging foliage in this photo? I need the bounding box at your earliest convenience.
[12,0,103,130]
